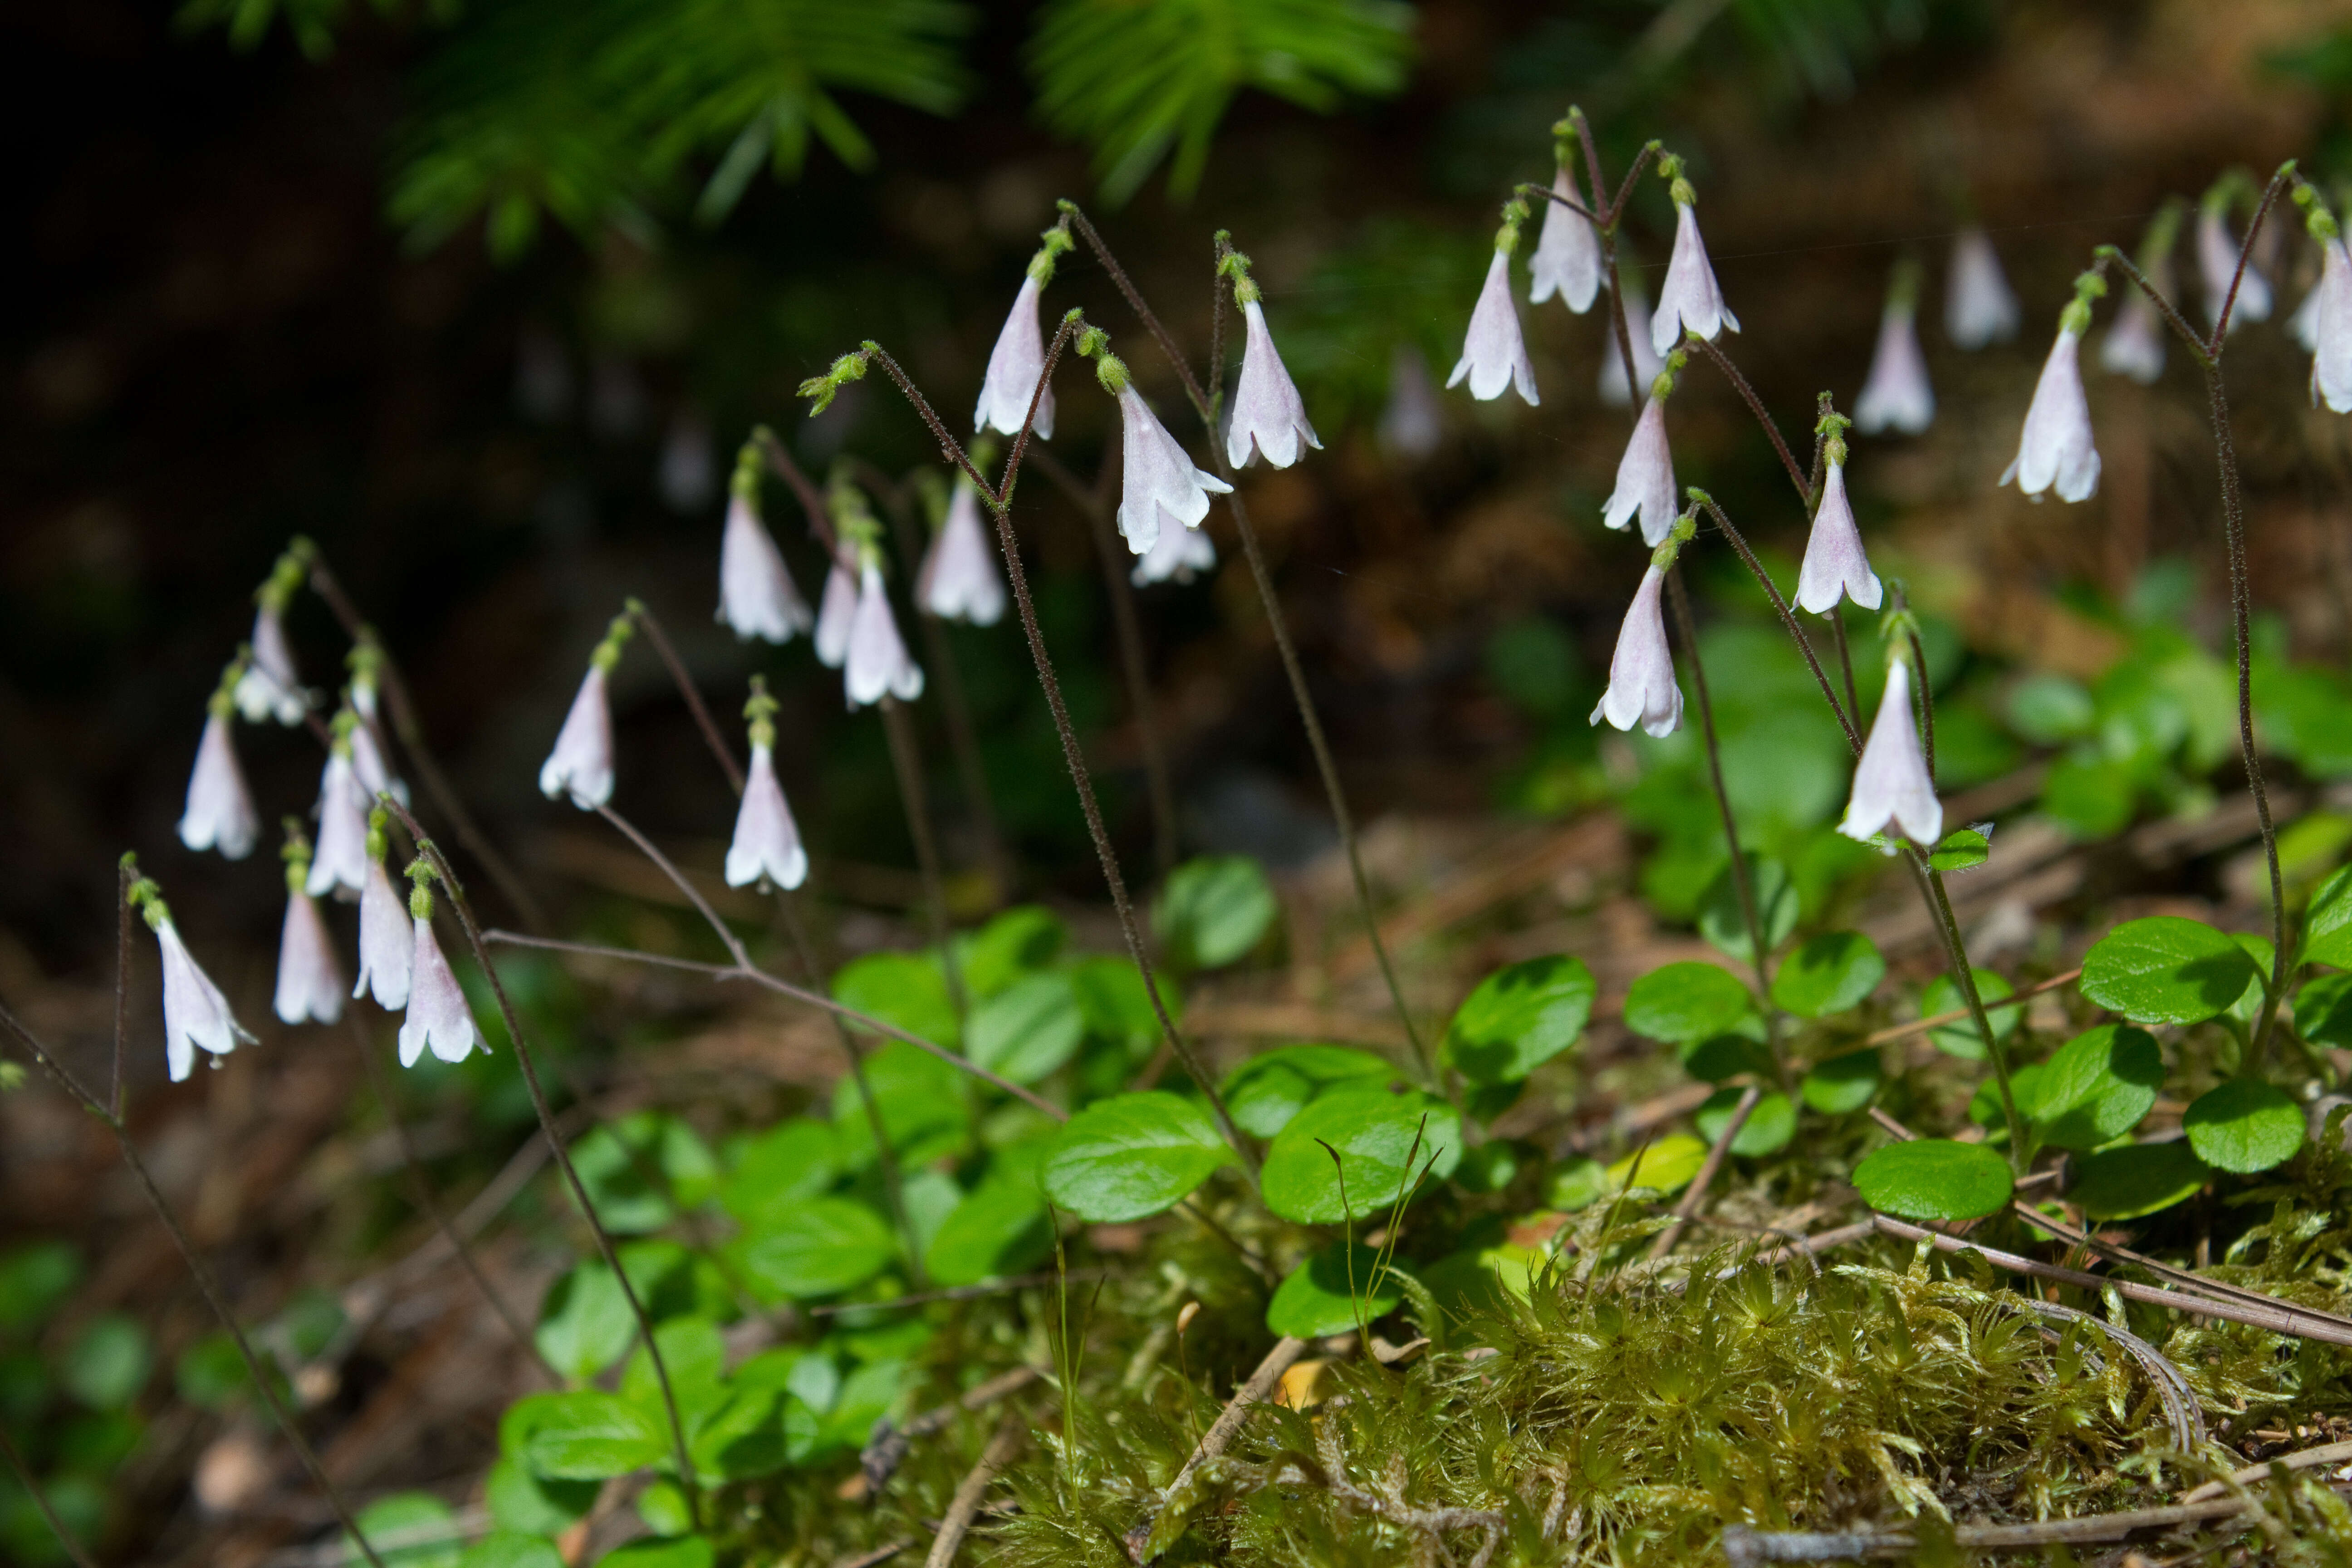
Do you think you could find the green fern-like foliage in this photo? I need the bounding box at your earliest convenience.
[1027,0,1416,206]
[386,0,972,260]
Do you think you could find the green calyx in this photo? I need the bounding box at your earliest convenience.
[1028,221,1074,286]
[1877,601,1922,659]
[591,610,635,673]
[345,637,382,691]
[1073,321,1128,395]
[124,864,169,933]
[827,473,884,557]
[2294,180,2342,243]
[256,539,312,614]
[1550,113,1580,175]
[281,819,312,895]
[2058,268,2108,338]
[732,436,764,503]
[329,704,357,758]
[797,350,871,416]
[1216,235,1261,306]
[1649,350,1686,403]
[1816,407,1853,469]
[1885,256,1923,314]
[1651,509,1698,569]
[1493,196,1529,255]
[367,806,389,863]
[406,856,436,921]
[1656,152,1695,208]
[209,652,249,720]
[744,675,779,752]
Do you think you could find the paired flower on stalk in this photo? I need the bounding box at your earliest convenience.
[974,224,1074,441]
[1590,514,1688,740]
[725,677,808,891]
[1796,414,1884,616]
[540,612,630,808]
[1603,353,1683,547]
[1075,321,1231,559]
[1528,129,1601,315]
[824,478,925,708]
[1853,260,1935,435]
[128,863,254,1083]
[308,710,373,900]
[719,438,814,644]
[1450,198,1541,406]
[180,653,260,861]
[2196,181,2271,332]
[398,865,483,1068]
[1839,627,1942,849]
[2293,181,2352,414]
[234,548,311,727]
[918,468,1008,626]
[2101,201,2183,385]
[2000,269,2105,504]
[1945,226,2020,349]
[274,825,343,1027]
[1649,156,1739,357]
[1220,239,1322,470]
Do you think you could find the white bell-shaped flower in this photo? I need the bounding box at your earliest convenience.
[1132,511,1217,586]
[2311,235,2352,414]
[307,751,371,900]
[813,563,857,668]
[348,713,405,807]
[719,491,813,643]
[974,274,1056,441]
[1599,272,1662,407]
[1945,228,2019,349]
[1839,660,1942,846]
[399,914,483,1067]
[234,604,306,725]
[1795,460,1883,613]
[1379,343,1444,459]
[274,885,343,1026]
[844,567,924,708]
[1589,564,1682,739]
[918,479,1007,626]
[725,741,809,890]
[1447,250,1540,406]
[178,711,259,860]
[539,663,616,808]
[2292,271,2324,353]
[353,855,412,1011]
[1528,167,1601,313]
[155,916,254,1083]
[1226,300,1321,470]
[1650,200,1739,357]
[1853,301,1935,434]
[2100,290,2168,384]
[1602,394,1679,546]
[2000,325,2100,503]
[1116,385,1231,557]
[2197,204,2271,331]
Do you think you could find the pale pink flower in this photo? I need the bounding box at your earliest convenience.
[2100,290,2168,384]
[843,567,923,708]
[274,887,343,1026]
[234,604,306,725]
[1795,460,1883,614]
[178,711,259,860]
[2311,235,2352,414]
[1589,564,1682,739]
[1116,386,1231,557]
[156,917,254,1083]
[918,479,1006,625]
[1945,228,2019,349]
[725,741,808,890]
[1602,395,1678,546]
[2197,204,2271,331]
[2000,326,2100,503]
[719,491,813,643]
[307,752,370,900]
[1448,250,1539,406]
[1598,272,1662,407]
[1379,343,1444,459]
[813,563,857,668]
[1527,167,1601,313]
[348,713,402,806]
[1839,660,1942,845]
[1853,301,1935,434]
[1650,201,1739,356]
[539,664,615,807]
[1226,300,1320,469]
[2292,272,2323,353]
[1132,511,1217,586]
[353,855,412,1011]
[399,916,483,1067]
[974,274,1056,440]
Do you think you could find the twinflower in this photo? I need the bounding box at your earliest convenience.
[725,678,809,890]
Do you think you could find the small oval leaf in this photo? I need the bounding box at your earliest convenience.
[1443,955,1597,1084]
[1154,856,1279,970]
[1603,1135,1709,1194]
[2029,1024,2163,1152]
[967,972,1085,1084]
[1624,962,1755,1045]
[1770,931,1886,1019]
[1041,1092,1234,1223]
[1853,1139,2014,1221]
[1694,1089,1795,1156]
[732,1198,897,1301]
[1698,856,1798,964]
[1261,1089,1462,1224]
[2080,916,2262,1027]
[1220,1045,1395,1139]
[1800,1048,1882,1115]
[2067,1141,2210,1220]
[1264,1241,1406,1338]
[2183,1078,2307,1174]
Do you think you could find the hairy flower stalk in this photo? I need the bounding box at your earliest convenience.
[1853,261,1935,434]
[308,720,371,901]
[179,657,259,860]
[2101,201,2183,384]
[725,678,808,890]
[1449,200,1540,405]
[1945,225,2020,349]
[974,226,1072,440]
[398,871,483,1067]
[353,807,412,1010]
[130,874,254,1082]
[1840,645,1942,846]
[1603,361,1682,546]
[1528,147,1601,312]
[1105,351,1230,556]
[274,828,344,1026]
[1599,267,1663,407]
[1222,259,1320,469]
[2198,187,2272,331]
[539,615,628,808]
[1649,158,1739,356]
[917,472,1007,625]
[2001,272,2105,503]
[1796,419,1883,614]
[718,442,813,642]
[1591,526,1688,739]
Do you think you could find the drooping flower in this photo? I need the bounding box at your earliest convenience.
[725,680,808,890]
[2197,199,2271,332]
[1853,269,1935,435]
[1378,343,1444,459]
[353,833,412,1011]
[132,877,254,1083]
[399,895,483,1067]
[1598,270,1662,408]
[234,602,306,725]
[1132,508,1217,586]
[307,745,371,901]
[2001,315,2101,503]
[813,563,858,668]
[974,273,1057,441]
[1839,658,1942,845]
[2291,269,2323,353]
[1945,227,2020,349]
[719,487,814,644]
[2100,290,2167,383]
[1225,298,1321,470]
[1589,564,1682,739]
[274,843,344,1027]
[918,476,1007,625]
[1602,393,1679,547]
[844,566,924,708]
[1116,385,1231,558]
[1528,167,1601,314]
[179,697,259,862]
[539,626,624,808]
[2311,232,2352,414]
[1649,183,1739,356]
[1795,455,1883,613]
[1448,249,1540,407]
[657,410,716,514]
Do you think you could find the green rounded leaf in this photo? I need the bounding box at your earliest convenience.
[1261,1089,1462,1224]
[1543,1156,1610,1211]
[460,1532,568,1568]
[1920,971,2017,1060]
[1698,856,1797,964]
[568,1113,718,1236]
[2029,1024,2163,1151]
[1681,1031,1774,1084]
[1770,931,1886,1019]
[733,1198,897,1301]
[720,1119,838,1233]
[2303,865,2352,969]
[63,1313,151,1411]
[1694,1089,1795,1156]
[0,1243,78,1335]
[2080,916,2261,1027]
[1800,1048,1882,1115]
[1603,1135,1709,1194]
[2008,672,2096,744]
[1155,855,1279,970]
[1068,957,1175,1060]
[2183,1079,2307,1174]
[1041,1092,1233,1222]
[831,1042,970,1170]
[1443,955,1597,1084]
[348,1491,460,1568]
[1220,1045,1395,1138]
[519,1392,667,1480]
[1853,1139,2014,1221]
[485,1457,597,1536]
[1264,1242,1406,1338]
[1926,826,1991,873]
[1624,962,1755,1045]
[2068,1142,2210,1220]
[925,1176,1053,1286]
[596,1538,715,1568]
[958,905,1066,999]
[2296,972,2352,1049]
[968,972,1085,1084]
[833,951,959,1048]
[536,1264,637,1383]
